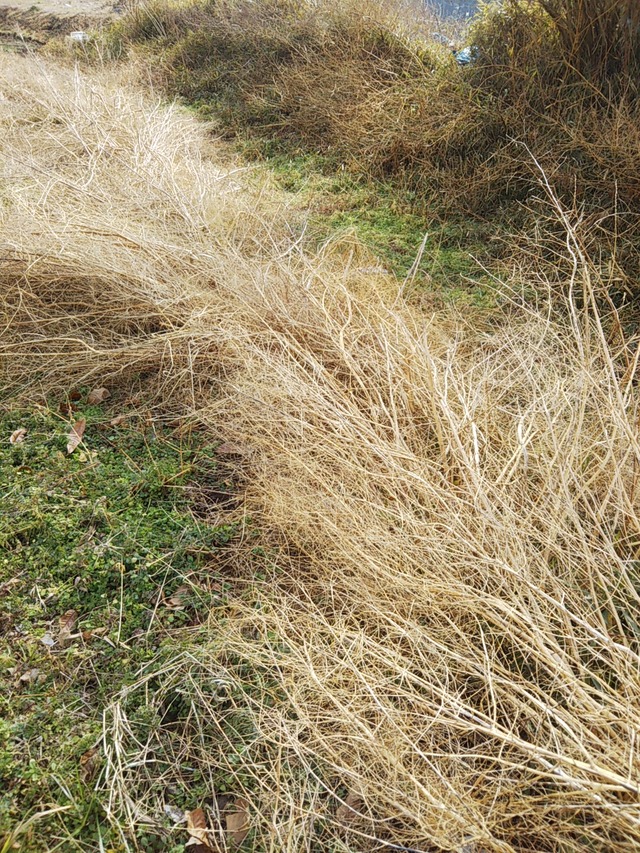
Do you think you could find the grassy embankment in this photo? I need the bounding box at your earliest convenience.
[106,0,640,311]
[2,1,640,851]
[102,0,507,306]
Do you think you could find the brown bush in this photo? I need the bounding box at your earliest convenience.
[540,0,640,86]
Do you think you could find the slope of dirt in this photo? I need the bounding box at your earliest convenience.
[1,0,116,19]
[0,1,121,51]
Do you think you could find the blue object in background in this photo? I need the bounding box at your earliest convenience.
[454,45,479,65]
[426,0,478,19]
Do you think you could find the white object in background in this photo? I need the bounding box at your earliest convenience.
[70,31,90,44]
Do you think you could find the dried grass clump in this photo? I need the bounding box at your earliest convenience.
[113,0,640,243]
[192,222,640,851]
[550,0,639,83]
[2,56,640,852]
[0,54,297,396]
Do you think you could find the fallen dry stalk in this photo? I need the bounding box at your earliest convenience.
[1,55,640,852]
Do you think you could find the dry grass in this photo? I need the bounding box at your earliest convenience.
[2,54,640,852]
[538,0,640,85]
[110,0,640,244]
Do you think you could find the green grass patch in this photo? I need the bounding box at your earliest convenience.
[257,151,500,305]
[0,399,238,851]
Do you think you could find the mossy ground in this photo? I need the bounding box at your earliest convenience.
[0,396,238,852]
[244,149,502,307]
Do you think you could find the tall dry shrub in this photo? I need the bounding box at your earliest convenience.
[469,0,640,207]
[539,0,640,86]
[3,55,640,852]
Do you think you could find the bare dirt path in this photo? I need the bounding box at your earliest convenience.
[0,0,124,50]
[2,0,117,19]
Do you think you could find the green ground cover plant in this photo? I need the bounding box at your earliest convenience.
[0,400,238,851]
[258,151,500,302]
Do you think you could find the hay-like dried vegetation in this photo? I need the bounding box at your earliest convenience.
[2,45,640,853]
[109,0,640,294]
[111,0,640,210]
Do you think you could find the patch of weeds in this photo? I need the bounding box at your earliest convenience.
[253,150,501,304]
[0,399,238,851]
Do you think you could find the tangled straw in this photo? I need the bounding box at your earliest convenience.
[2,54,640,852]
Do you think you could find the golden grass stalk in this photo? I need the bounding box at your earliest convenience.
[2,55,640,852]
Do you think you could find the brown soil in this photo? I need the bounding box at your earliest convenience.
[0,0,124,50]
[2,0,119,18]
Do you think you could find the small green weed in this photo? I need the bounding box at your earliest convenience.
[0,400,237,851]
[259,151,500,303]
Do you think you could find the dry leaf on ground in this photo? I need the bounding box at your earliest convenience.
[81,626,107,641]
[186,807,212,851]
[58,609,78,647]
[9,428,27,444]
[164,585,190,610]
[110,414,126,426]
[226,797,250,846]
[19,668,42,685]
[336,791,362,826]
[87,387,110,404]
[80,746,100,782]
[67,418,86,454]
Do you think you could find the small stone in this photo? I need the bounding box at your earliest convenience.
[164,803,186,824]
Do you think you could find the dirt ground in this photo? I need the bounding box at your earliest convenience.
[2,0,117,18]
[0,0,124,49]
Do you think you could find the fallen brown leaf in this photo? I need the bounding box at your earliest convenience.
[164,585,190,610]
[336,791,362,826]
[81,626,108,642]
[67,418,86,454]
[87,387,110,405]
[9,428,27,445]
[19,668,42,685]
[186,807,213,851]
[79,746,99,782]
[69,390,82,402]
[58,609,78,647]
[109,414,126,427]
[226,797,250,846]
